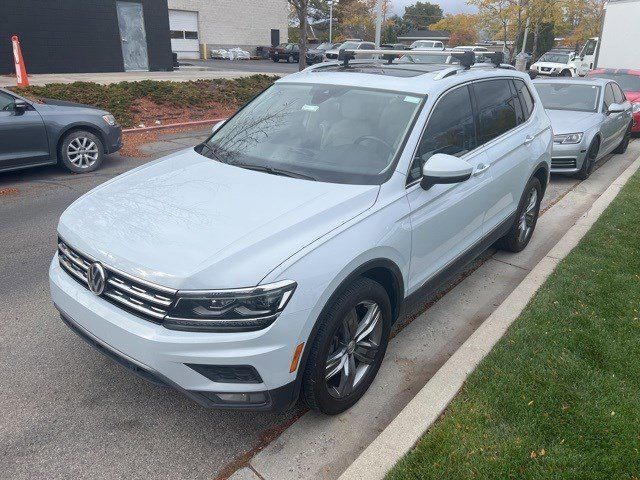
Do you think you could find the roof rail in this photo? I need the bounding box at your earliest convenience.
[433,66,463,80]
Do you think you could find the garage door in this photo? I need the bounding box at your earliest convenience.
[169,10,199,60]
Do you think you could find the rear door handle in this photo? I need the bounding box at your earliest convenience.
[473,163,490,176]
[524,134,535,145]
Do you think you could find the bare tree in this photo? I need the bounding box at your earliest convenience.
[288,0,310,70]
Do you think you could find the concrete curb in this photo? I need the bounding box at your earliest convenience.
[338,155,640,480]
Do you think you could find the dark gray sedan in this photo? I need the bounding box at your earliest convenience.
[0,88,122,174]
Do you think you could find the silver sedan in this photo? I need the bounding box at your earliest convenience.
[533,78,633,179]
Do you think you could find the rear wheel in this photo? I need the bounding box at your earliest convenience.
[613,123,632,154]
[59,130,104,173]
[302,277,392,415]
[496,176,542,253]
[287,54,295,63]
[575,138,599,180]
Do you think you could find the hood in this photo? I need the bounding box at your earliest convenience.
[545,109,600,134]
[533,61,570,70]
[35,98,107,115]
[625,91,640,103]
[58,149,379,290]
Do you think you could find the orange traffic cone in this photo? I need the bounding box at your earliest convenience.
[12,35,29,87]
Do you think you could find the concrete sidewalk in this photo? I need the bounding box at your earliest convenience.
[228,142,640,480]
[0,67,284,87]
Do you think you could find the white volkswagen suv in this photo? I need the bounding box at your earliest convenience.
[50,53,552,414]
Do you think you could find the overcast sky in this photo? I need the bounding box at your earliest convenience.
[391,0,475,16]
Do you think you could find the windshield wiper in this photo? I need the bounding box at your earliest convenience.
[233,162,317,181]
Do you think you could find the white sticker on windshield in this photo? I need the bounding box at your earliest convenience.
[403,96,421,104]
[302,104,320,112]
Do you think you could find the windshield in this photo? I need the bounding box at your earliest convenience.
[198,83,423,185]
[534,83,601,112]
[316,42,333,51]
[539,53,570,64]
[397,52,447,64]
[340,41,359,50]
[589,73,640,92]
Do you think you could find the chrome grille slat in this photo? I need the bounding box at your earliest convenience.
[58,239,177,323]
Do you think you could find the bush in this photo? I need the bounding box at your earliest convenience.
[11,75,278,127]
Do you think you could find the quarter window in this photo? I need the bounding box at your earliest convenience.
[408,85,476,183]
[473,79,519,145]
[612,83,626,103]
[514,79,535,119]
[604,84,616,110]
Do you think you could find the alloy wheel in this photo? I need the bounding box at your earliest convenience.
[518,187,538,244]
[325,300,383,399]
[67,137,99,168]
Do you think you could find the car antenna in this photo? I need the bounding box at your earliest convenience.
[450,51,475,70]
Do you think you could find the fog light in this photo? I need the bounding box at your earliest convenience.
[213,391,268,404]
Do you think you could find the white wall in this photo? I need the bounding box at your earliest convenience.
[167,0,288,54]
[597,0,640,69]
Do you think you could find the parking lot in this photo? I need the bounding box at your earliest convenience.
[0,127,634,479]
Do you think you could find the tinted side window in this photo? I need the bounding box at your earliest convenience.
[514,79,535,119]
[408,85,477,183]
[604,84,615,110]
[0,91,15,110]
[612,83,625,103]
[473,79,518,144]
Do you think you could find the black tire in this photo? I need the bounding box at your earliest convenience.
[575,138,599,180]
[496,176,542,253]
[287,54,295,63]
[272,56,279,63]
[302,277,392,415]
[560,69,572,77]
[613,123,632,154]
[59,130,104,173]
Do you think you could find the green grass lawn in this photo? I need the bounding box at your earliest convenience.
[387,169,640,480]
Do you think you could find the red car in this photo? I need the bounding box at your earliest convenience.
[588,69,640,134]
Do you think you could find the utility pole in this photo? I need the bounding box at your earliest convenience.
[329,0,338,43]
[375,0,383,47]
[515,17,530,72]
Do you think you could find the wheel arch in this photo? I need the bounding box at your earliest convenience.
[55,124,107,163]
[289,258,405,405]
[531,161,550,197]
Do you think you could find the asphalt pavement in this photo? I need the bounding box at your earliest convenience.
[0,130,593,479]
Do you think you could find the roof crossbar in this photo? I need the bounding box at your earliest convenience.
[337,48,465,68]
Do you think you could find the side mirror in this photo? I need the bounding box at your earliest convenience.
[211,119,226,134]
[13,99,29,112]
[607,103,625,114]
[421,153,474,190]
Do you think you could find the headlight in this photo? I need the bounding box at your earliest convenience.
[164,280,297,332]
[553,132,583,144]
[633,102,640,114]
[102,114,117,126]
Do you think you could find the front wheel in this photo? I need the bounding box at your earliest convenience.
[59,130,104,173]
[302,277,392,415]
[560,69,572,77]
[575,138,599,180]
[496,176,542,253]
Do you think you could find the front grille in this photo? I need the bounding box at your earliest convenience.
[551,157,577,169]
[58,239,177,323]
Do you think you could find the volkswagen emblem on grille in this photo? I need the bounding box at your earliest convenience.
[87,262,107,296]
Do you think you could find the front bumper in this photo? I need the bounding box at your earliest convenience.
[632,111,640,133]
[49,257,302,411]
[550,141,588,174]
[105,125,123,154]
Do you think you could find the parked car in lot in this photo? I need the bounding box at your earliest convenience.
[530,49,579,77]
[0,87,121,174]
[272,43,299,63]
[324,41,375,60]
[533,78,632,179]
[51,57,551,415]
[381,43,409,50]
[409,40,445,50]
[306,42,339,64]
[587,69,640,134]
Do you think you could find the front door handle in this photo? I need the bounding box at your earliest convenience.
[524,134,535,145]
[473,163,490,176]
